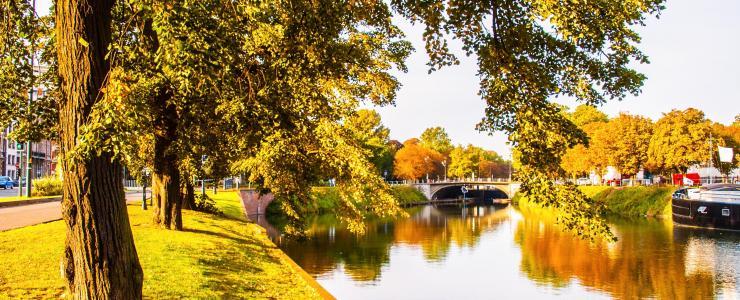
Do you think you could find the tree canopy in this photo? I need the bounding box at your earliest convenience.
[393,138,443,180]
[390,0,665,241]
[647,108,711,174]
[420,126,453,154]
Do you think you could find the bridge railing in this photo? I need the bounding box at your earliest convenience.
[387,178,512,185]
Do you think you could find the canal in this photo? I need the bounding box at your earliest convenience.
[269,204,740,299]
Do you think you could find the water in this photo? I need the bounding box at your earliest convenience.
[270,205,740,299]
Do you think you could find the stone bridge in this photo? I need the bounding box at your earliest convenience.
[407,179,520,201]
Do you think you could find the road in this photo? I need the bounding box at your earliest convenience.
[0,189,150,231]
[0,187,20,198]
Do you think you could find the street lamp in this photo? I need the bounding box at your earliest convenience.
[441,160,447,182]
[142,167,151,210]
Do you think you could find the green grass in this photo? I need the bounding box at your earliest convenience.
[513,185,676,218]
[0,191,322,299]
[0,195,60,203]
[269,185,429,216]
[591,186,676,217]
[390,185,428,205]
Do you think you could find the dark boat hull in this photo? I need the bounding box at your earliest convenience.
[672,198,740,231]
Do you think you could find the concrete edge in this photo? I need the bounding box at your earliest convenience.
[0,196,62,208]
[237,190,335,300]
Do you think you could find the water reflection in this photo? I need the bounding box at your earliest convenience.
[270,205,740,299]
[515,208,740,299]
[276,205,510,282]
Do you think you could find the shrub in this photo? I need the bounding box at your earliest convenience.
[31,176,63,197]
[193,194,223,215]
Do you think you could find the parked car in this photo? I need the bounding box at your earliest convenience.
[576,177,591,185]
[0,176,14,189]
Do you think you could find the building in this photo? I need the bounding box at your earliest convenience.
[2,65,57,180]
[1,124,56,180]
[2,125,20,179]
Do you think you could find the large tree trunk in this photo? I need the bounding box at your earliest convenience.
[151,89,182,230]
[140,15,183,230]
[56,0,143,298]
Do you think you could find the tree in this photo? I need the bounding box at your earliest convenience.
[647,108,712,174]
[105,0,413,232]
[561,144,591,180]
[420,126,453,154]
[223,1,413,234]
[393,139,443,180]
[610,113,653,176]
[57,1,144,296]
[568,105,609,127]
[711,122,740,176]
[343,109,393,175]
[2,0,144,296]
[447,145,474,179]
[391,0,664,240]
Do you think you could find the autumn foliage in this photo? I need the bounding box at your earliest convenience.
[393,139,443,180]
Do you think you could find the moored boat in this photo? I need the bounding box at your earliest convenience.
[672,183,740,231]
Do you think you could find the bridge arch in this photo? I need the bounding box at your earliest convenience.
[430,185,508,202]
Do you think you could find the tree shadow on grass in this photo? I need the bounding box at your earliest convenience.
[185,226,294,298]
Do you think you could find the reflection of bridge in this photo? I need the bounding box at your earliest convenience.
[403,179,520,201]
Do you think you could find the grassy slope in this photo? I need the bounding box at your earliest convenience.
[514,185,676,218]
[0,191,321,299]
[390,185,428,205]
[591,186,675,217]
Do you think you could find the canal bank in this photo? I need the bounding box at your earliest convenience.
[0,191,325,299]
[514,185,677,218]
[266,185,428,216]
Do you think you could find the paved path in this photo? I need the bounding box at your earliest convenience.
[0,191,150,231]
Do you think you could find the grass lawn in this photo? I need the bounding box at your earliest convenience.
[0,191,322,299]
[0,195,60,203]
[514,185,676,218]
[590,186,676,217]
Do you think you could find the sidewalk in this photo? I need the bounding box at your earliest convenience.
[0,191,150,231]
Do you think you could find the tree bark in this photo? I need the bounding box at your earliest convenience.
[56,0,143,298]
[182,177,196,210]
[139,15,183,230]
[151,88,182,230]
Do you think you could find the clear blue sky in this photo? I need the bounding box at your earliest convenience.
[38,0,739,157]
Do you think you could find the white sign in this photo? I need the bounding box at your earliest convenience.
[718,146,734,163]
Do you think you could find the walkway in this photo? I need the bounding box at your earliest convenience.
[0,190,150,231]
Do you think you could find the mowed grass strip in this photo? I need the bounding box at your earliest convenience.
[0,195,60,203]
[0,191,321,299]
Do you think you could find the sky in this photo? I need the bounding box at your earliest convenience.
[37,0,739,157]
[370,0,740,157]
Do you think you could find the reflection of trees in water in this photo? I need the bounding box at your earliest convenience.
[277,205,511,282]
[278,214,394,282]
[514,208,734,299]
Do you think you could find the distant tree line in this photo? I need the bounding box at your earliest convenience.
[343,110,512,181]
[560,105,740,180]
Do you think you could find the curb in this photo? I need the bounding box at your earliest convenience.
[0,197,62,208]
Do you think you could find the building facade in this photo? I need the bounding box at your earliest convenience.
[1,125,56,180]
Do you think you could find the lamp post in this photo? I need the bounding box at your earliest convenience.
[441,160,447,182]
[24,0,36,198]
[200,155,207,196]
[142,167,150,210]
